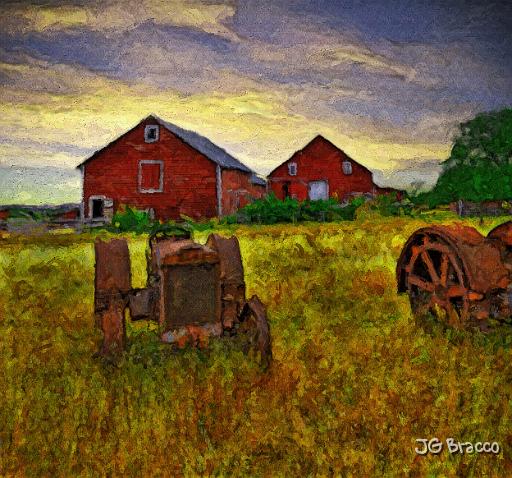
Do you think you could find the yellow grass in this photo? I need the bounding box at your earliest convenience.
[1,214,511,477]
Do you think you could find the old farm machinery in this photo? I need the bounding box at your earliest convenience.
[397,222,512,330]
[94,233,272,365]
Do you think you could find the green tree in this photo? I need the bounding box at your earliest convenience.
[419,108,512,206]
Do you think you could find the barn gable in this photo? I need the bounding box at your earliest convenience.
[269,135,372,177]
[268,134,385,201]
[77,114,254,174]
[78,115,265,221]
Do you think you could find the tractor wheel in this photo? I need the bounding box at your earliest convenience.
[397,230,485,330]
[238,296,272,369]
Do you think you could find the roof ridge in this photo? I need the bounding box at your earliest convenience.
[77,115,257,175]
[153,116,254,174]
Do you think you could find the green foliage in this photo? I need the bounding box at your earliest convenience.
[112,206,152,233]
[2,216,512,476]
[359,193,414,218]
[224,193,365,224]
[420,108,512,206]
[110,206,213,236]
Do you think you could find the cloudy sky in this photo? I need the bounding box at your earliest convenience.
[0,0,511,204]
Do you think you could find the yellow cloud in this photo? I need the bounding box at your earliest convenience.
[12,1,238,40]
[21,6,89,31]
[0,71,449,176]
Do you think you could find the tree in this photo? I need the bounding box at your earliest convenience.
[419,108,512,206]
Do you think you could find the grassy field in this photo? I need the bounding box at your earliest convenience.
[1,213,512,477]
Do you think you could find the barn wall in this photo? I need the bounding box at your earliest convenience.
[82,118,218,220]
[268,137,378,201]
[220,169,266,215]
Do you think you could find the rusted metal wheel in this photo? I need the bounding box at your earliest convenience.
[238,296,272,368]
[488,221,512,247]
[403,234,473,328]
[396,225,511,330]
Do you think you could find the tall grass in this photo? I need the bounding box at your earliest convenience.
[1,215,512,476]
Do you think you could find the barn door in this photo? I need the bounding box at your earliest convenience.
[308,180,329,200]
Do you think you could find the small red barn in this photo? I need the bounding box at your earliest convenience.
[268,135,397,202]
[78,115,265,221]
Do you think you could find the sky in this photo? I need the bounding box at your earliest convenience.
[0,0,511,204]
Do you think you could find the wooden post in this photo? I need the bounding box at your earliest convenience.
[94,239,131,358]
[206,234,246,329]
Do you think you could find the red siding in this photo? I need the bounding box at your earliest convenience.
[58,209,80,220]
[268,136,382,201]
[82,118,218,220]
[221,170,266,215]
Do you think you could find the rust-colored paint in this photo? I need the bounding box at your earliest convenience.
[83,117,218,220]
[94,235,271,364]
[268,135,399,201]
[206,234,246,329]
[397,224,512,330]
[94,238,132,357]
[221,169,265,214]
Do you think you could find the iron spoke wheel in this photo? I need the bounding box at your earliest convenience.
[404,234,473,329]
[237,296,272,369]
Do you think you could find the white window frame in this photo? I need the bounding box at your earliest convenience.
[88,195,113,220]
[308,180,329,201]
[288,162,297,176]
[144,125,159,143]
[342,161,353,175]
[139,160,164,193]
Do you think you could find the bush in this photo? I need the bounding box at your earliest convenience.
[109,206,202,236]
[223,194,366,224]
[112,206,152,233]
[367,194,414,217]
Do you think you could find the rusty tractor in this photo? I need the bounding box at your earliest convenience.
[396,221,512,330]
[94,232,272,366]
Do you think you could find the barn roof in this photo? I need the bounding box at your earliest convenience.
[154,116,253,173]
[77,115,254,174]
[250,174,267,186]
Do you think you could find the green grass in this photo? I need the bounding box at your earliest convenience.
[1,214,512,477]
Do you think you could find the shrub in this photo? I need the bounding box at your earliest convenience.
[223,194,366,224]
[367,194,414,217]
[112,206,152,233]
[238,194,300,224]
[109,206,201,236]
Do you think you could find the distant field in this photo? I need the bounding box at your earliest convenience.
[1,214,512,477]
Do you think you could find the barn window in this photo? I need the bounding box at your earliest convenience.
[288,162,297,176]
[139,160,163,193]
[342,161,352,175]
[144,125,159,143]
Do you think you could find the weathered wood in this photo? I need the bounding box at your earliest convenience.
[82,116,265,220]
[268,135,402,201]
[239,295,272,369]
[94,238,131,356]
[94,239,131,296]
[206,234,246,329]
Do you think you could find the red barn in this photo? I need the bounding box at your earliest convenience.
[77,115,266,221]
[268,135,399,202]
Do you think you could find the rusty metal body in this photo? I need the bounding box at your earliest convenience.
[397,221,512,329]
[94,233,271,365]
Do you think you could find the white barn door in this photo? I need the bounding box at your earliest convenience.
[308,180,329,200]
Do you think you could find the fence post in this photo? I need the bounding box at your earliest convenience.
[94,238,132,358]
